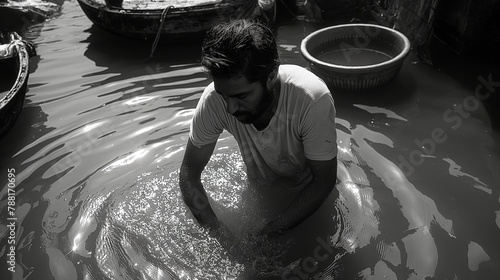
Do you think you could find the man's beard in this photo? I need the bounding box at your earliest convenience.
[233,86,276,124]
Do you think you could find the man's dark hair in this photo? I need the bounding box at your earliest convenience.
[201,19,280,83]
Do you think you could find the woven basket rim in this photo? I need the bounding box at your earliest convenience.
[300,23,410,71]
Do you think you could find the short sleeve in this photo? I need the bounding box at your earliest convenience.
[189,85,225,148]
[301,94,337,160]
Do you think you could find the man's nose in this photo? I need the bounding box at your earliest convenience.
[226,98,239,115]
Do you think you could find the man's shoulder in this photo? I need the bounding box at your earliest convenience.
[201,82,216,98]
[280,64,331,102]
[195,82,228,120]
[200,82,224,105]
[280,64,316,78]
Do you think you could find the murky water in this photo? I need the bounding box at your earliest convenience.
[317,49,392,66]
[1,1,500,280]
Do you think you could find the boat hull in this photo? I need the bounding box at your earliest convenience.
[77,0,274,40]
[0,34,30,139]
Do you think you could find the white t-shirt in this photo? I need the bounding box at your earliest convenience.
[190,65,337,187]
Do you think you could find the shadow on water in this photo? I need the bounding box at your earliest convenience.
[82,24,204,66]
[0,102,59,278]
[429,32,500,133]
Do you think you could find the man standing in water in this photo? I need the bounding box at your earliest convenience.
[179,19,337,241]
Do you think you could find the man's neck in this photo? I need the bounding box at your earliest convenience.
[253,76,281,131]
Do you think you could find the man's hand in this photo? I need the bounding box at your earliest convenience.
[210,221,243,255]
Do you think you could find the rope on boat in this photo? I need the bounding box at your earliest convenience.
[150,5,174,58]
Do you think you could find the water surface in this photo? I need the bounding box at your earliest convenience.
[317,48,392,66]
[1,2,500,280]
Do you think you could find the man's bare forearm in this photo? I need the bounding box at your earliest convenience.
[179,167,218,228]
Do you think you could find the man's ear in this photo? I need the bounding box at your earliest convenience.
[266,67,279,88]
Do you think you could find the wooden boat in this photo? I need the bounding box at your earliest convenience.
[0,32,35,139]
[76,0,276,40]
[0,0,61,32]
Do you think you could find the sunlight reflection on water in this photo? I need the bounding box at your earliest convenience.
[66,147,381,279]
